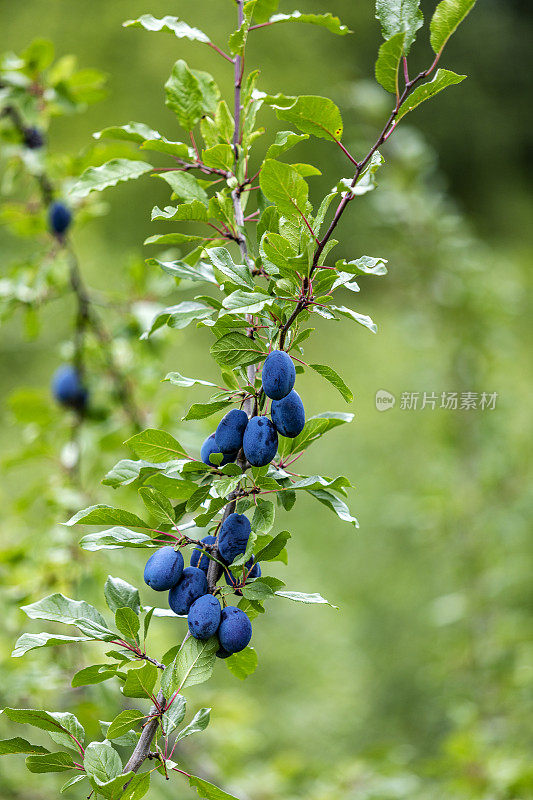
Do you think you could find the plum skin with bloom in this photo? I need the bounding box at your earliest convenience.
[52,365,88,411]
[201,434,238,467]
[187,594,222,640]
[217,513,251,565]
[271,390,305,438]
[261,351,295,400]
[48,201,72,235]
[243,416,278,467]
[215,408,248,453]
[168,567,208,615]
[143,547,184,591]
[190,535,217,574]
[217,606,253,654]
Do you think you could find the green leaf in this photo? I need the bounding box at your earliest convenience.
[375,0,423,53]
[189,775,241,800]
[251,499,275,535]
[103,460,164,488]
[70,159,152,199]
[375,31,407,94]
[255,530,291,562]
[106,710,145,741]
[175,707,211,742]
[93,121,162,144]
[151,201,208,223]
[71,664,117,688]
[162,695,186,735]
[141,301,214,338]
[254,0,280,24]
[307,488,359,526]
[165,59,219,130]
[115,607,140,641]
[241,580,275,601]
[164,372,217,389]
[211,332,266,368]
[396,69,466,121]
[83,741,122,783]
[430,0,476,54]
[105,576,141,615]
[207,247,254,289]
[26,752,74,773]
[155,171,208,205]
[123,15,210,43]
[0,737,49,755]
[161,637,217,696]
[202,144,233,171]
[220,290,275,316]
[81,528,153,551]
[139,486,176,525]
[2,709,83,741]
[275,95,343,141]
[309,364,353,403]
[65,505,148,528]
[225,647,258,680]
[60,775,87,793]
[126,428,189,462]
[183,399,233,421]
[21,593,107,628]
[339,151,384,197]
[265,130,309,159]
[262,12,351,36]
[122,663,158,699]
[275,590,338,608]
[144,233,212,247]
[335,255,388,276]
[331,305,378,333]
[11,633,91,657]
[259,159,309,220]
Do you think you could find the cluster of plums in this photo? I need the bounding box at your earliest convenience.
[52,365,88,411]
[144,511,259,656]
[201,350,305,469]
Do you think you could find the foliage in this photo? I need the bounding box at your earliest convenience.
[0,1,480,798]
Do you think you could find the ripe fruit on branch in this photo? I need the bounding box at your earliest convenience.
[215,408,248,453]
[190,535,217,574]
[261,350,296,400]
[217,606,252,654]
[23,126,44,149]
[143,546,184,591]
[52,365,88,411]
[48,201,72,236]
[243,416,278,467]
[200,434,238,467]
[187,594,222,640]
[224,557,261,591]
[271,390,305,438]
[217,513,251,565]
[168,566,208,615]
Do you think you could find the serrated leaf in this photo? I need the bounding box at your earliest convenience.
[375,31,406,94]
[265,130,309,159]
[155,171,208,204]
[275,95,343,141]
[71,664,117,688]
[165,59,219,130]
[21,593,107,628]
[61,775,87,793]
[122,663,158,699]
[183,399,233,421]
[123,15,210,43]
[202,144,233,171]
[430,0,476,53]
[225,647,258,680]
[309,364,353,403]
[81,528,153,551]
[70,159,152,199]
[139,486,175,525]
[251,498,275,534]
[335,255,388,276]
[93,122,162,144]
[115,608,140,642]
[83,741,122,783]
[255,530,290,562]
[220,290,274,316]
[375,0,423,53]
[26,751,74,773]
[259,159,309,220]
[126,429,189,462]
[396,69,466,121]
[331,305,378,333]
[142,301,214,338]
[105,576,141,615]
[0,737,49,755]
[261,12,351,36]
[162,695,186,735]
[189,775,241,800]
[164,372,217,389]
[207,247,254,289]
[103,460,164,488]
[11,633,91,657]
[150,258,217,284]
[2,709,83,742]
[275,590,338,608]
[254,0,280,24]
[175,707,211,742]
[151,201,208,223]
[308,488,359,526]
[161,637,217,696]
[106,710,145,741]
[211,332,266,368]
[65,505,148,528]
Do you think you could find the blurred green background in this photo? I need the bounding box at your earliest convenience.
[1,1,532,798]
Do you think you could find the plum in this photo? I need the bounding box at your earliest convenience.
[144,546,184,591]
[187,594,221,640]
[271,390,305,438]
[217,606,252,653]
[261,351,295,400]
[217,513,251,565]
[168,567,208,615]
[200,434,238,467]
[215,408,248,453]
[242,416,278,467]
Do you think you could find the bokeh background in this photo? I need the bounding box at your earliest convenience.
[1,1,532,798]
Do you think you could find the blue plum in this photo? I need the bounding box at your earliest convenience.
[200,434,238,467]
[168,566,208,615]
[216,646,232,659]
[217,606,252,654]
[52,365,88,411]
[187,594,221,640]
[48,201,72,236]
[242,416,278,467]
[23,126,44,149]
[261,351,295,400]
[144,546,184,591]
[217,513,251,565]
[271,390,305,438]
[190,535,217,574]
[215,408,248,453]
